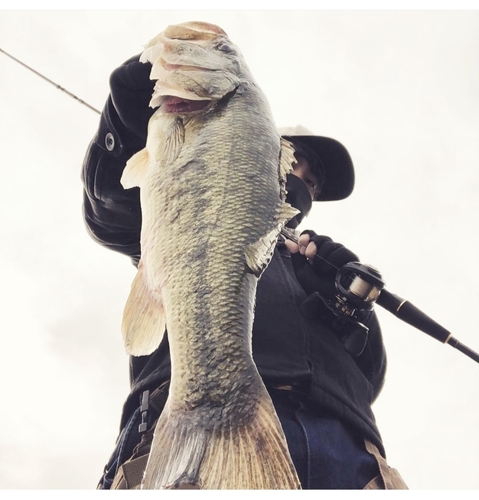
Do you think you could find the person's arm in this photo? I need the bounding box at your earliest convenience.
[81,55,155,266]
[285,231,387,401]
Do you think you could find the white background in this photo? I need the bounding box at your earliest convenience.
[0,4,478,491]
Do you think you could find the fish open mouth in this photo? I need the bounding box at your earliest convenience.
[160,95,212,114]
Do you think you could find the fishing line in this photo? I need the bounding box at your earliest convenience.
[280,227,340,270]
[0,47,101,115]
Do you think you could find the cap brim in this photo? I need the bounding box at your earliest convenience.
[282,135,355,201]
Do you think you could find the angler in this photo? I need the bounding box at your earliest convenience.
[82,21,408,490]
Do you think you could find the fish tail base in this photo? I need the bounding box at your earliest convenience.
[141,399,300,489]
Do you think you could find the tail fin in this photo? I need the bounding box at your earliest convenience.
[141,396,301,489]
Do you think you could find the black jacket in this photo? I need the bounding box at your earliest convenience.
[82,95,387,455]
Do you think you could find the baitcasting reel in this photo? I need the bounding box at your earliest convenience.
[333,261,385,318]
[302,261,385,358]
[281,227,479,364]
[329,260,479,364]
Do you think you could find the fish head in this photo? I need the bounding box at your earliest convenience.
[140,21,249,114]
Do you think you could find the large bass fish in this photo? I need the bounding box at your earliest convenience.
[120,21,300,489]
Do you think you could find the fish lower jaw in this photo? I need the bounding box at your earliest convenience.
[160,59,217,73]
[153,94,214,114]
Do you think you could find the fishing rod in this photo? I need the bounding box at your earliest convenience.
[5,47,476,364]
[0,47,101,115]
[281,227,479,365]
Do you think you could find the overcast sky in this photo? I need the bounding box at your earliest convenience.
[0,3,478,492]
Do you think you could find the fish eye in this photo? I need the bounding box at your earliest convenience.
[216,42,234,53]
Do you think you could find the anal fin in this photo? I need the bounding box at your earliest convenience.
[122,261,166,356]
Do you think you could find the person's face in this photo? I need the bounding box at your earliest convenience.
[291,155,319,200]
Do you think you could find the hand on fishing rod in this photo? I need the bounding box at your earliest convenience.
[286,230,374,357]
[285,230,359,297]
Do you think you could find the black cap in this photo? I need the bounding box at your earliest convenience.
[280,125,355,202]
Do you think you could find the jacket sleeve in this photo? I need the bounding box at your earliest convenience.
[81,55,155,266]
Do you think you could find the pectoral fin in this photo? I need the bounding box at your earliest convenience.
[122,262,166,356]
[121,148,150,189]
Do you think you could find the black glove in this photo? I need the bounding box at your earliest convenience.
[109,54,156,143]
[290,230,359,298]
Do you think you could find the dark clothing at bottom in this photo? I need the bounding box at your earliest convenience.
[98,385,381,490]
[269,388,378,489]
[98,405,143,490]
